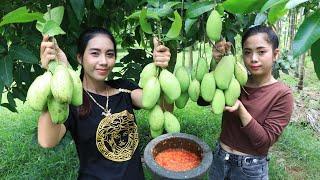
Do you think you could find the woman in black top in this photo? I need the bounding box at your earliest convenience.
[38,27,171,179]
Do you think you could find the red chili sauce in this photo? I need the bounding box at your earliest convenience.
[155,148,201,172]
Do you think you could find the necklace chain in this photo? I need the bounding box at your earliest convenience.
[84,87,112,117]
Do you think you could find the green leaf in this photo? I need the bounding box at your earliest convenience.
[223,0,267,14]
[185,18,198,34]
[70,0,85,22]
[311,39,320,79]
[0,55,13,86]
[1,103,17,113]
[126,10,160,21]
[0,6,44,27]
[186,1,214,19]
[155,2,181,17]
[267,1,288,24]
[8,45,38,64]
[254,13,267,26]
[36,6,65,32]
[13,87,26,102]
[166,11,182,39]
[42,20,66,36]
[285,0,308,9]
[139,8,153,34]
[293,10,320,58]
[7,92,16,108]
[94,0,105,9]
[260,0,287,13]
[44,6,64,25]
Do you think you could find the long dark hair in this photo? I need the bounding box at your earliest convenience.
[77,27,117,119]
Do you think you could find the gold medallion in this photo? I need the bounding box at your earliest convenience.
[96,110,139,162]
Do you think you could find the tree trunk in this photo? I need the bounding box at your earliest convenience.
[289,9,296,47]
[297,53,306,91]
[295,8,304,78]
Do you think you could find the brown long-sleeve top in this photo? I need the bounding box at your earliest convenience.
[220,81,294,156]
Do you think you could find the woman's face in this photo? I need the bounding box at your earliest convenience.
[242,33,279,77]
[81,34,116,82]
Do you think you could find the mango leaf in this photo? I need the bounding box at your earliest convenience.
[1,103,17,113]
[185,18,198,34]
[285,0,308,9]
[70,0,85,22]
[126,10,160,21]
[0,55,13,86]
[7,92,16,108]
[139,8,153,34]
[254,13,267,26]
[8,45,38,64]
[223,0,267,14]
[36,6,64,32]
[311,39,320,79]
[42,20,66,36]
[186,1,214,19]
[166,11,182,39]
[267,1,288,24]
[154,2,181,17]
[94,0,104,9]
[260,0,288,13]
[0,6,44,27]
[13,87,26,102]
[293,10,320,58]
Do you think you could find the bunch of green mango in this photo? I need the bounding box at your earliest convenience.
[210,55,248,114]
[139,63,181,138]
[26,61,83,124]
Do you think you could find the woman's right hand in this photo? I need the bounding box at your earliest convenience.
[212,39,232,62]
[40,35,69,69]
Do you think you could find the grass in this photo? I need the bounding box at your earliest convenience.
[1,51,320,179]
[1,99,320,179]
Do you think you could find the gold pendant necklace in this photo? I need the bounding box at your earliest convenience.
[84,87,112,117]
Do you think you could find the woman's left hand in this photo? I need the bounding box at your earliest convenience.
[153,37,171,68]
[225,99,253,127]
[224,100,242,113]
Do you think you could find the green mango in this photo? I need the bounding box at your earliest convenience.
[150,128,163,138]
[200,73,216,102]
[174,66,190,92]
[159,69,181,101]
[164,111,180,133]
[51,64,74,103]
[68,68,83,106]
[175,91,189,109]
[188,79,200,102]
[206,10,222,42]
[47,95,69,124]
[148,105,165,131]
[138,63,158,88]
[164,94,174,104]
[224,77,241,106]
[142,77,161,109]
[48,60,59,74]
[214,55,235,90]
[195,57,209,82]
[235,61,248,86]
[211,89,225,114]
[210,57,218,71]
[26,71,52,111]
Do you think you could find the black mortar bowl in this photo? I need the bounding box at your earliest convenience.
[144,133,213,180]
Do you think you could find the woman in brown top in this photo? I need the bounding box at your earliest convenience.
[209,25,294,179]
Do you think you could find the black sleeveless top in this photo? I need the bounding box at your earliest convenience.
[64,79,144,180]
